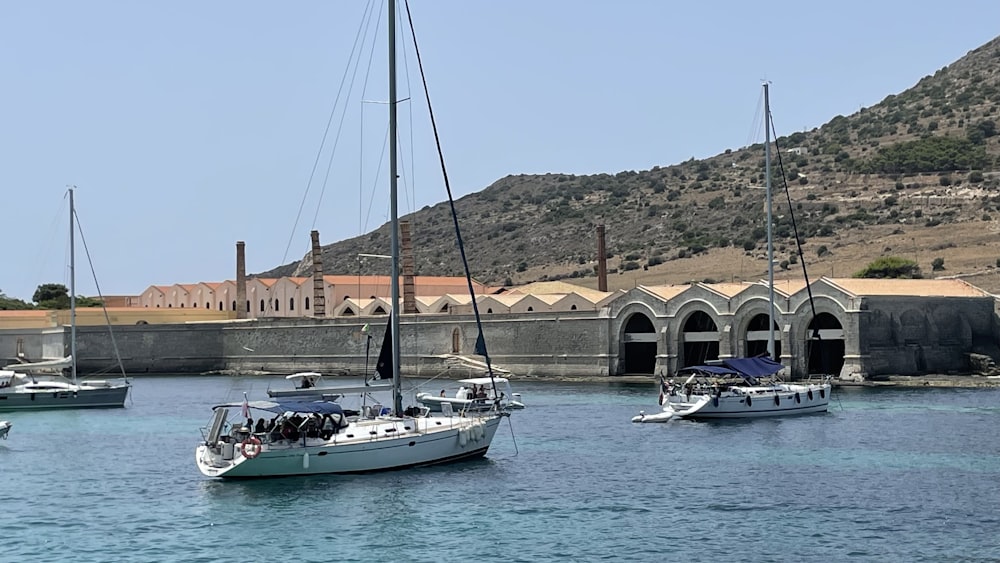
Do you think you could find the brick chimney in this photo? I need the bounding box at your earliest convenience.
[401,220,417,314]
[236,241,247,319]
[311,230,326,318]
[596,224,608,292]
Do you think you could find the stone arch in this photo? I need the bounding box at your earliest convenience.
[680,309,719,367]
[806,312,845,376]
[933,307,970,347]
[899,309,928,345]
[620,312,657,374]
[745,313,781,359]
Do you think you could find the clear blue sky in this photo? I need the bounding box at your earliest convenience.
[3,0,999,301]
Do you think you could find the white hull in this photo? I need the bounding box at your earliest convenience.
[0,420,10,439]
[196,414,502,478]
[633,383,831,422]
[416,393,524,413]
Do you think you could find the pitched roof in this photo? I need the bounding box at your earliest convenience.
[639,285,690,300]
[825,278,991,297]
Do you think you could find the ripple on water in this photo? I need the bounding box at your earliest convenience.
[4,377,1000,561]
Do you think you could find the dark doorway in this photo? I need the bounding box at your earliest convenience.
[746,313,781,359]
[622,313,657,374]
[807,312,845,375]
[682,311,719,367]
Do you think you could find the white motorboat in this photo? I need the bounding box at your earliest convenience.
[632,357,830,422]
[0,420,11,440]
[0,188,130,412]
[416,377,525,412]
[266,372,391,400]
[196,0,508,478]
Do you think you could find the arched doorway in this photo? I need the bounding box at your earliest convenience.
[451,328,461,354]
[621,313,657,374]
[807,312,845,375]
[746,313,781,359]
[682,311,719,367]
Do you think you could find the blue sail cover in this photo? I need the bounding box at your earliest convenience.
[721,357,784,377]
[679,357,784,380]
[214,400,344,415]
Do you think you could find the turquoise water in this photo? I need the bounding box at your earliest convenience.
[3,378,1000,561]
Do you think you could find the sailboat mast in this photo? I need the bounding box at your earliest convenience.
[69,186,78,384]
[764,83,775,359]
[388,0,403,415]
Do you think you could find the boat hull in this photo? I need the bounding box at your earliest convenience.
[0,385,130,411]
[416,393,523,412]
[665,383,831,419]
[196,415,502,479]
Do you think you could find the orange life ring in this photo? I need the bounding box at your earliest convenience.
[241,436,262,459]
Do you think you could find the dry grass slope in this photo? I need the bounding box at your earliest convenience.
[261,36,1000,296]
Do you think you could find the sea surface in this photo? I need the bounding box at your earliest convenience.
[2,376,1000,562]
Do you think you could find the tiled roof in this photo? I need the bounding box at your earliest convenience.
[507,280,609,298]
[320,275,483,287]
[640,285,690,300]
[703,282,755,298]
[825,277,991,297]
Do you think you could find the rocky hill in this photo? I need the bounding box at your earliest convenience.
[261,36,1000,294]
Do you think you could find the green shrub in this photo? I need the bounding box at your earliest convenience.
[854,256,923,279]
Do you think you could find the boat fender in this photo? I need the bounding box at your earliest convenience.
[459,428,469,447]
[820,389,826,399]
[746,396,753,407]
[774,395,780,406]
[303,452,310,469]
[807,390,813,401]
[795,393,801,404]
[240,436,262,459]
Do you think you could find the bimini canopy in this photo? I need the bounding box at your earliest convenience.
[458,377,510,386]
[213,400,344,416]
[680,357,783,380]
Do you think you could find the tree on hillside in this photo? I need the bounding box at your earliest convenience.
[0,289,33,310]
[31,283,103,309]
[853,257,923,279]
[858,136,988,174]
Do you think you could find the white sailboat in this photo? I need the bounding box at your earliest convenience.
[0,420,10,440]
[633,84,831,423]
[0,187,131,411]
[195,0,508,478]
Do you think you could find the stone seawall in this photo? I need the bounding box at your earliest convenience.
[1,311,614,377]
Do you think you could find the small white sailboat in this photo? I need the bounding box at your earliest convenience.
[0,420,11,440]
[0,188,130,411]
[196,0,508,478]
[633,83,831,423]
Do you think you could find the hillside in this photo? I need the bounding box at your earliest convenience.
[261,36,1000,295]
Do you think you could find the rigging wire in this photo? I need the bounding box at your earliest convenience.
[768,100,826,374]
[279,0,378,265]
[402,0,500,398]
[71,206,128,381]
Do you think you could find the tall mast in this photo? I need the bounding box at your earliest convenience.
[388,0,402,415]
[69,186,78,384]
[764,83,775,359]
